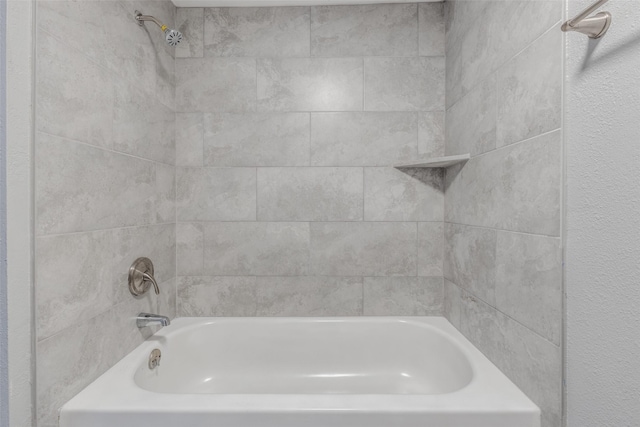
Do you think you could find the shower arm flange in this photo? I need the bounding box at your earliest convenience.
[135,11,167,32]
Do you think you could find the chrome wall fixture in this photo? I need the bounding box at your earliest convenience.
[137,313,170,328]
[134,10,183,46]
[562,0,611,39]
[128,257,160,296]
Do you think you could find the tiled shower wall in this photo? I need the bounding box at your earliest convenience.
[174,4,447,316]
[34,1,177,426]
[30,1,563,426]
[443,1,563,427]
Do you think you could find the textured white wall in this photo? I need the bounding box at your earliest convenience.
[6,0,35,425]
[0,0,8,423]
[565,0,640,425]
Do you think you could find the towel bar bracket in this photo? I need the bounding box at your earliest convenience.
[562,0,611,39]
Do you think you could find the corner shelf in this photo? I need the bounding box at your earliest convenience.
[394,154,470,169]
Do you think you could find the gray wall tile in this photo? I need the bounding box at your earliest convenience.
[172,3,446,345]
[310,222,417,276]
[176,57,256,112]
[502,314,562,427]
[149,1,178,104]
[35,2,178,426]
[176,167,257,221]
[36,285,174,426]
[443,279,462,329]
[157,278,178,321]
[458,292,506,367]
[445,1,562,108]
[177,223,204,276]
[111,225,177,305]
[445,1,488,51]
[176,113,204,167]
[418,222,443,277]
[443,28,464,108]
[36,133,158,235]
[445,130,561,236]
[178,276,257,316]
[311,112,418,166]
[419,3,445,56]
[364,57,445,111]
[418,111,445,158]
[445,6,504,107]
[36,230,116,341]
[171,2,447,351]
[364,277,443,316]
[113,81,176,165]
[364,167,443,221]
[176,8,204,58]
[257,167,363,221]
[205,7,310,57]
[491,1,562,76]
[204,222,310,276]
[204,113,310,166]
[445,3,563,426]
[155,39,177,110]
[459,293,561,427]
[255,277,363,316]
[38,0,158,96]
[257,58,363,112]
[497,29,562,146]
[495,231,562,345]
[178,276,365,317]
[155,162,177,224]
[444,223,497,306]
[37,31,114,149]
[311,4,417,57]
[446,74,496,156]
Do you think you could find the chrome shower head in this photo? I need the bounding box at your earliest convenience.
[164,28,183,47]
[135,10,183,47]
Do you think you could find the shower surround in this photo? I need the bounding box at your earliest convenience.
[32,1,563,427]
[173,4,446,317]
[34,2,178,426]
[444,2,563,427]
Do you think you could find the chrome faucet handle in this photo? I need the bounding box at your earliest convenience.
[142,272,160,295]
[128,257,160,296]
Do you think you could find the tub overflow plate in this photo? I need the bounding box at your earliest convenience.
[149,349,161,370]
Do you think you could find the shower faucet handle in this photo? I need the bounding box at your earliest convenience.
[128,257,160,296]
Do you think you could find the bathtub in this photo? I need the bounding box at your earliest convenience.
[59,317,540,427]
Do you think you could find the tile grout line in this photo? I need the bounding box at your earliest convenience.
[362,167,365,221]
[461,127,562,162]
[446,19,563,110]
[415,221,419,278]
[449,279,561,349]
[36,130,177,169]
[443,220,562,239]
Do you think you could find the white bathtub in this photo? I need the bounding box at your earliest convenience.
[59,317,540,427]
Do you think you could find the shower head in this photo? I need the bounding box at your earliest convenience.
[164,28,183,47]
[135,10,183,47]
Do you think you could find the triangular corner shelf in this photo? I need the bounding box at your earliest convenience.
[394,154,470,168]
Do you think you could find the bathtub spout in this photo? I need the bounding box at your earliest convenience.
[137,313,170,328]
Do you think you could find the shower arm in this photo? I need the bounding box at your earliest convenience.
[561,0,611,39]
[135,12,169,32]
[134,10,183,47]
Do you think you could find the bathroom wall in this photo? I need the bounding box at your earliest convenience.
[565,0,640,425]
[174,3,446,316]
[34,1,177,426]
[0,0,8,423]
[443,1,563,427]
[6,0,35,423]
